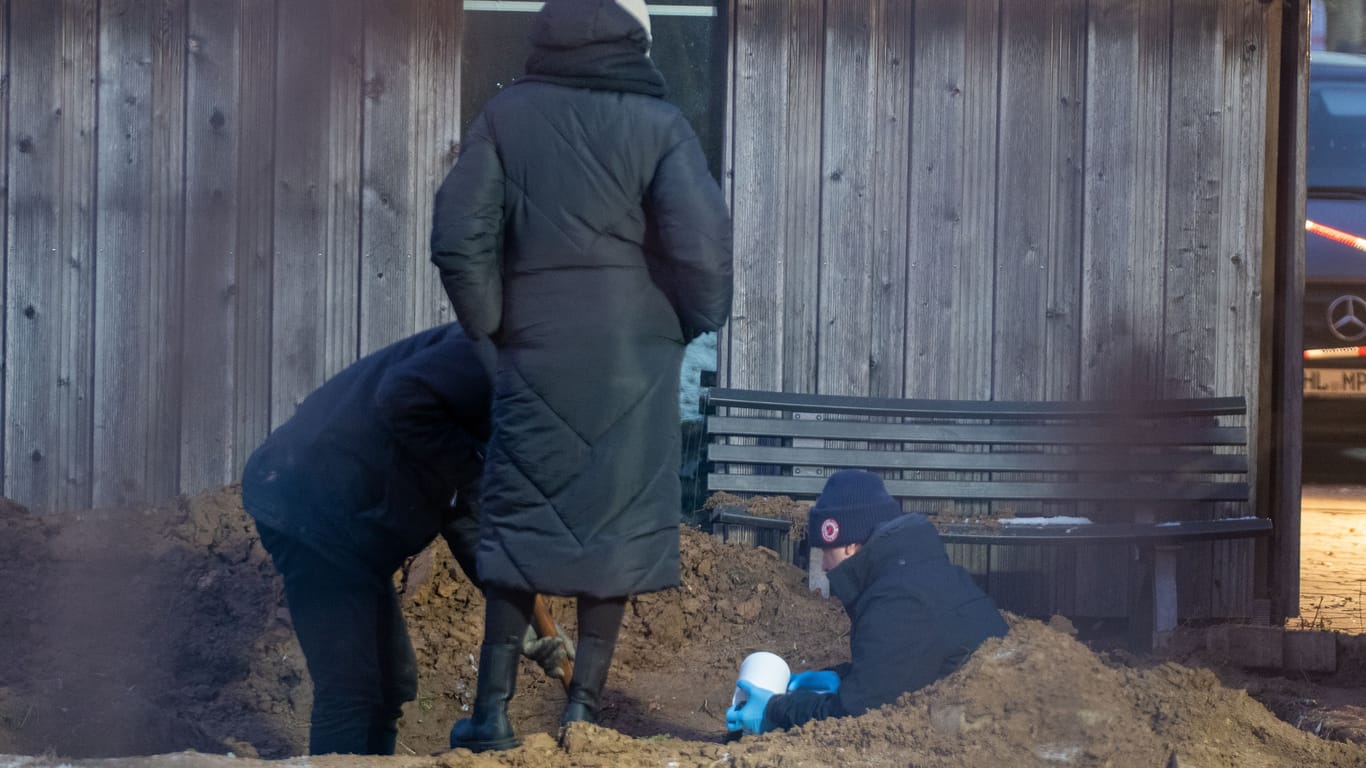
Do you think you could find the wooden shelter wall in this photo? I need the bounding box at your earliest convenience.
[724,0,1272,619]
[2,0,460,511]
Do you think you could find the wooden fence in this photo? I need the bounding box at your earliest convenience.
[4,0,460,511]
[2,0,1285,627]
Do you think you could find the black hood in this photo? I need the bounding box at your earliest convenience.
[827,514,950,606]
[521,0,667,98]
[530,0,650,52]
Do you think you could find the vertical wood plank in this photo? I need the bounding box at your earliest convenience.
[905,0,995,401]
[6,0,98,511]
[730,0,794,392]
[0,0,9,500]
[780,0,822,394]
[271,0,363,427]
[232,0,277,475]
[993,0,1086,617]
[1212,0,1270,620]
[1164,0,1222,621]
[1077,0,1172,616]
[868,0,911,400]
[817,0,875,398]
[94,0,186,507]
[181,0,243,492]
[360,0,459,354]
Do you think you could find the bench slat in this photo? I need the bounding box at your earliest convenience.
[707,415,1248,447]
[707,473,1250,502]
[936,517,1272,545]
[707,443,1248,474]
[703,388,1248,419]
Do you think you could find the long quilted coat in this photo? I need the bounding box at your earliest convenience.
[430,0,733,598]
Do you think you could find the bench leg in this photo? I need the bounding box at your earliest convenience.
[1128,544,1156,653]
[1128,543,1180,653]
[1153,544,1181,645]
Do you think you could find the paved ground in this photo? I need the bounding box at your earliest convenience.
[1300,485,1366,633]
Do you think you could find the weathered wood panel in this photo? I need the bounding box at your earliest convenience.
[360,0,460,355]
[990,0,1087,617]
[781,0,823,394]
[181,0,244,492]
[232,0,279,477]
[94,0,186,506]
[868,0,911,400]
[1211,0,1271,620]
[818,0,876,398]
[270,0,364,427]
[1164,0,1223,621]
[0,0,9,501]
[6,0,99,511]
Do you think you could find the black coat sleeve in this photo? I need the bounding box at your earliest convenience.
[765,589,940,731]
[431,114,506,339]
[645,119,733,339]
[373,333,493,555]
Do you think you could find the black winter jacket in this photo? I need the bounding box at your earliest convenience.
[764,515,1008,730]
[241,324,493,571]
[430,0,733,598]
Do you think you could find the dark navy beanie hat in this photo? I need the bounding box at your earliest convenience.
[807,469,903,548]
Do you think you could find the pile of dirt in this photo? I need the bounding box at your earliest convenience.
[703,492,811,543]
[1,487,1365,768]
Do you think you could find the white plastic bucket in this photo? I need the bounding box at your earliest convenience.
[731,651,791,708]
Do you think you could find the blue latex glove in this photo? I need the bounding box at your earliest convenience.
[725,680,775,735]
[787,669,841,694]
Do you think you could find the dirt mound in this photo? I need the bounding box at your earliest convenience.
[1,487,1364,768]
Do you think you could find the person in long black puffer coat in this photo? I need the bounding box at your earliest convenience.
[429,0,733,753]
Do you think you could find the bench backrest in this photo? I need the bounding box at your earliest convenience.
[702,388,1250,519]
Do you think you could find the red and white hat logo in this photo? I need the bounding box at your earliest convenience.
[820,518,840,544]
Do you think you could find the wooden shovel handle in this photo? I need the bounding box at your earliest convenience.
[532,594,574,690]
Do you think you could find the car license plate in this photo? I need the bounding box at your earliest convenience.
[1304,367,1366,396]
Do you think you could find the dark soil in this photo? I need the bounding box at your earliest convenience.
[1,488,1364,768]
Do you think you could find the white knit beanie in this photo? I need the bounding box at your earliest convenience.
[614,0,652,42]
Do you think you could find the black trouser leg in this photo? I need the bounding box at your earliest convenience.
[448,587,534,752]
[256,525,417,756]
[562,595,626,726]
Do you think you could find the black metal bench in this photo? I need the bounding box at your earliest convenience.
[700,387,1273,651]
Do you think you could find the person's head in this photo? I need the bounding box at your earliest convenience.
[532,0,652,52]
[806,470,903,572]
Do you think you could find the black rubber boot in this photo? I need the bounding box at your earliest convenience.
[449,642,522,752]
[561,635,615,727]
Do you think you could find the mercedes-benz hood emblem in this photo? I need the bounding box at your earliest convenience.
[1327,294,1366,342]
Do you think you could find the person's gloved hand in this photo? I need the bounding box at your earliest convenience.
[787,670,840,694]
[725,680,775,735]
[521,624,575,679]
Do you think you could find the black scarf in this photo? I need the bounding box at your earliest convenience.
[520,39,667,98]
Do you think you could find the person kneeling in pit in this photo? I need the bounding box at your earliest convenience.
[726,469,1009,735]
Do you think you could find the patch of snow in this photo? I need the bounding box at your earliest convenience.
[998,516,1093,526]
[1034,745,1082,762]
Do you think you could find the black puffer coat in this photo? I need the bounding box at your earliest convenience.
[764,515,1009,730]
[430,0,733,598]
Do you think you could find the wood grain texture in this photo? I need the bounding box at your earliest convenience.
[271,0,363,427]
[181,0,244,492]
[94,0,186,506]
[232,0,277,476]
[0,0,10,500]
[868,0,911,400]
[360,0,460,354]
[5,0,99,511]
[726,0,784,392]
[818,0,876,398]
[780,0,822,394]
[1214,0,1270,620]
